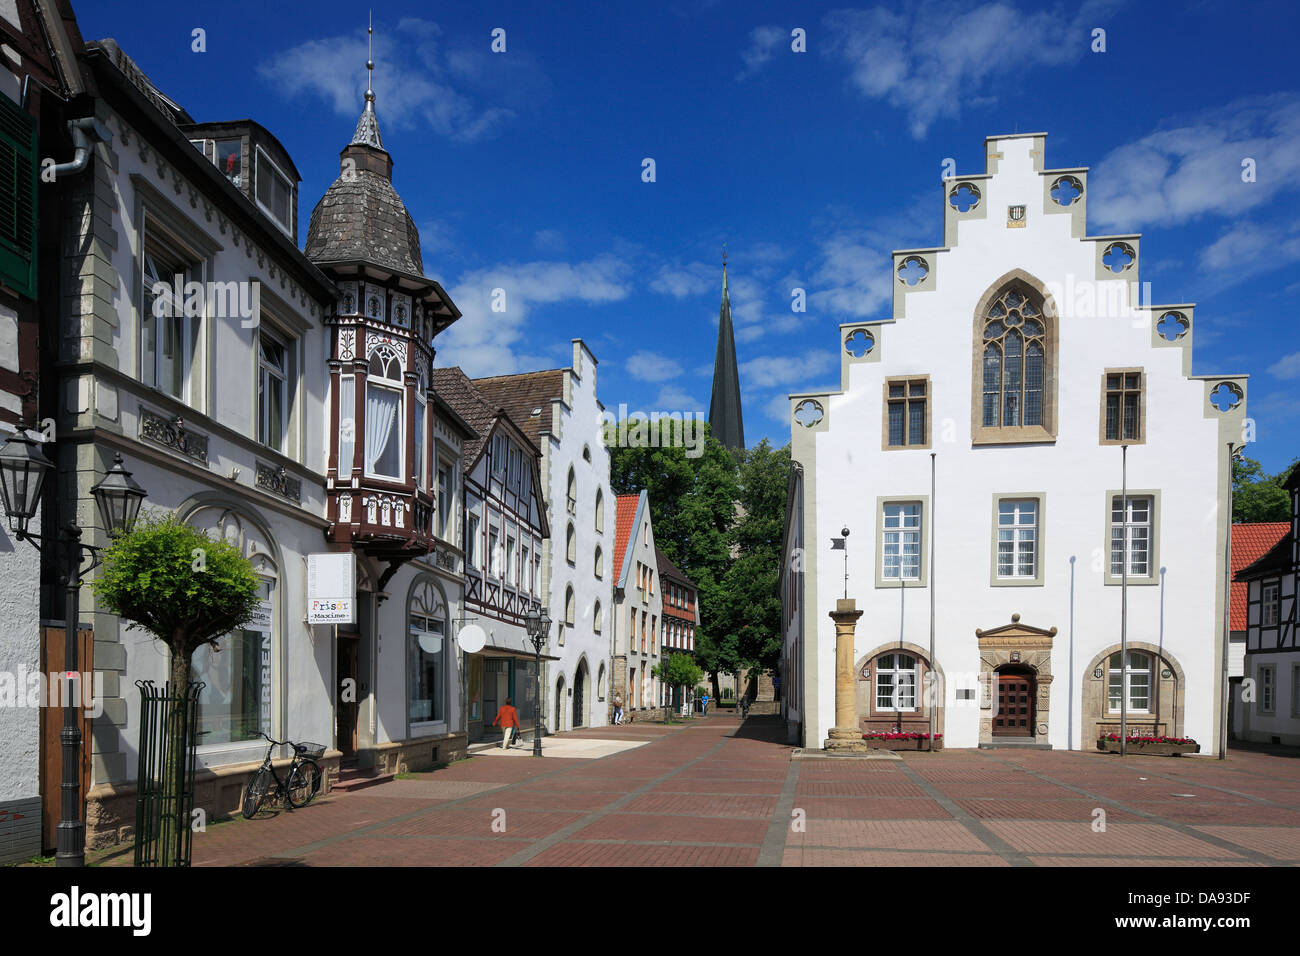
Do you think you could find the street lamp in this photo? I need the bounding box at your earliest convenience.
[523,604,551,757]
[0,436,148,866]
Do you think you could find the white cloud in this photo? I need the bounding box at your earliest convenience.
[737,25,786,80]
[1197,221,1300,289]
[259,18,543,142]
[627,351,684,382]
[650,262,717,298]
[653,385,703,413]
[1269,351,1300,380]
[1090,94,1300,231]
[438,255,632,375]
[741,351,836,390]
[807,230,896,318]
[823,1,1119,139]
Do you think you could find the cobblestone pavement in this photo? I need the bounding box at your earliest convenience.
[167,717,1300,867]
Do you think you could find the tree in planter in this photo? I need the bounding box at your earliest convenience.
[652,653,704,723]
[93,510,260,865]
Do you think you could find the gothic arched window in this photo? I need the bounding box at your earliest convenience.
[973,275,1056,443]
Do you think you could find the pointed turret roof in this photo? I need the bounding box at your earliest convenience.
[304,18,425,277]
[708,254,745,450]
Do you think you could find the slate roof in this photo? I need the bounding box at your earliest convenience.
[304,95,424,277]
[305,169,424,276]
[1230,522,1289,628]
[655,545,696,590]
[708,263,745,450]
[472,369,565,447]
[431,367,500,467]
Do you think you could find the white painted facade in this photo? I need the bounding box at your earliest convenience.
[784,133,1246,755]
[538,341,614,731]
[613,491,664,711]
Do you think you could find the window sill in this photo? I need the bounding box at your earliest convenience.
[972,426,1056,446]
[877,579,925,588]
[991,577,1044,587]
[1103,577,1158,587]
[1100,438,1145,447]
[883,443,933,451]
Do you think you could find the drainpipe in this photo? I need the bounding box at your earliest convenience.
[47,117,115,179]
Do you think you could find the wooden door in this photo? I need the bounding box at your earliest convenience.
[336,632,359,760]
[993,673,1034,736]
[40,626,94,853]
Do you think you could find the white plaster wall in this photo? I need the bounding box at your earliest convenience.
[0,471,40,800]
[1240,651,1300,744]
[545,342,614,730]
[804,135,1227,753]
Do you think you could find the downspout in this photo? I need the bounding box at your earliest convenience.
[48,117,115,180]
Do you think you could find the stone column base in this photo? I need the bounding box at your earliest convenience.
[823,727,871,752]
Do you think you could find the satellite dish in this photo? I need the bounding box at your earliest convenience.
[457,624,487,654]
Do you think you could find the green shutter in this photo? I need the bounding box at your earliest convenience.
[0,94,37,299]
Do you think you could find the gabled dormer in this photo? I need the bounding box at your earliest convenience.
[182,119,300,242]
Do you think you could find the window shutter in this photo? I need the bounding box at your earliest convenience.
[0,95,37,298]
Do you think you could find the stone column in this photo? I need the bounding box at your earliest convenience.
[824,598,867,751]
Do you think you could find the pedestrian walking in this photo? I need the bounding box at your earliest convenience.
[613,695,624,725]
[701,693,709,716]
[493,697,519,749]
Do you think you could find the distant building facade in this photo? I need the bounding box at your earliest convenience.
[1236,467,1300,746]
[783,132,1247,753]
[612,491,663,714]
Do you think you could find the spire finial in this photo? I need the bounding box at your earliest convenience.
[364,12,375,108]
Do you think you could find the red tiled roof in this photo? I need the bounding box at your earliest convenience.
[1231,522,1289,631]
[614,493,641,579]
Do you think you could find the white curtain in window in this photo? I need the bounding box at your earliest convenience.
[338,376,355,478]
[365,384,400,477]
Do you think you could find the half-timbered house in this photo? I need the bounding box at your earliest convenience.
[432,367,551,743]
[1236,465,1300,745]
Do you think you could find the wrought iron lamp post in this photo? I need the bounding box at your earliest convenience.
[0,433,146,866]
[523,604,551,757]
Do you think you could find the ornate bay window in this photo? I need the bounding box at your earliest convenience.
[364,348,404,481]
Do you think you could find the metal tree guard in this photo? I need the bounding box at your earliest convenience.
[134,679,204,867]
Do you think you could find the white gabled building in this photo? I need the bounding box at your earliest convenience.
[474,340,614,731]
[782,132,1248,754]
[612,491,665,715]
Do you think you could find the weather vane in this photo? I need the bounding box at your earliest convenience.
[830,526,850,599]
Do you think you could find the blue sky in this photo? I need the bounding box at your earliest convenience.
[77,0,1300,471]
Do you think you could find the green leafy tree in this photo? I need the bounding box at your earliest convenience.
[93,510,260,864]
[725,440,789,675]
[652,653,703,722]
[610,418,740,696]
[1233,456,1297,523]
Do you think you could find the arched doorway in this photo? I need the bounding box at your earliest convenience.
[993,665,1036,737]
[555,675,566,733]
[573,661,587,728]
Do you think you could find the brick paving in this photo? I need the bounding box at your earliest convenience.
[163,715,1300,867]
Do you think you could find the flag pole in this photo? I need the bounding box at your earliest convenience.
[929,452,936,746]
[1121,444,1128,757]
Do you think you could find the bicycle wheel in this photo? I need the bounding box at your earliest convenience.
[242,767,271,819]
[287,759,322,808]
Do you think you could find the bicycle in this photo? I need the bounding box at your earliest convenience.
[241,732,325,819]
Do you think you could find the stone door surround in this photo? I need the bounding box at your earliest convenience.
[977,614,1057,745]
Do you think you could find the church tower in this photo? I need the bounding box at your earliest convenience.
[708,254,745,450]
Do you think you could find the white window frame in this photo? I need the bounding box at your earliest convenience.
[874,653,917,712]
[881,502,922,582]
[1107,651,1152,715]
[257,325,291,453]
[254,145,294,237]
[996,499,1038,580]
[1262,580,1280,627]
[1259,664,1276,715]
[141,226,204,407]
[363,363,404,482]
[1110,496,1153,579]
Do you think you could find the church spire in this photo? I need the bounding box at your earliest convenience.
[708,248,745,451]
[350,13,384,150]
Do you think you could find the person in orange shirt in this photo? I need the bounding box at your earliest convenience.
[493,697,519,749]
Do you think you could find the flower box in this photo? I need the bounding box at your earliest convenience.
[861,733,943,752]
[1096,735,1199,756]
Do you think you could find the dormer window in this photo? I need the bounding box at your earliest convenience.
[255,146,293,237]
[364,351,403,480]
[189,138,243,187]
